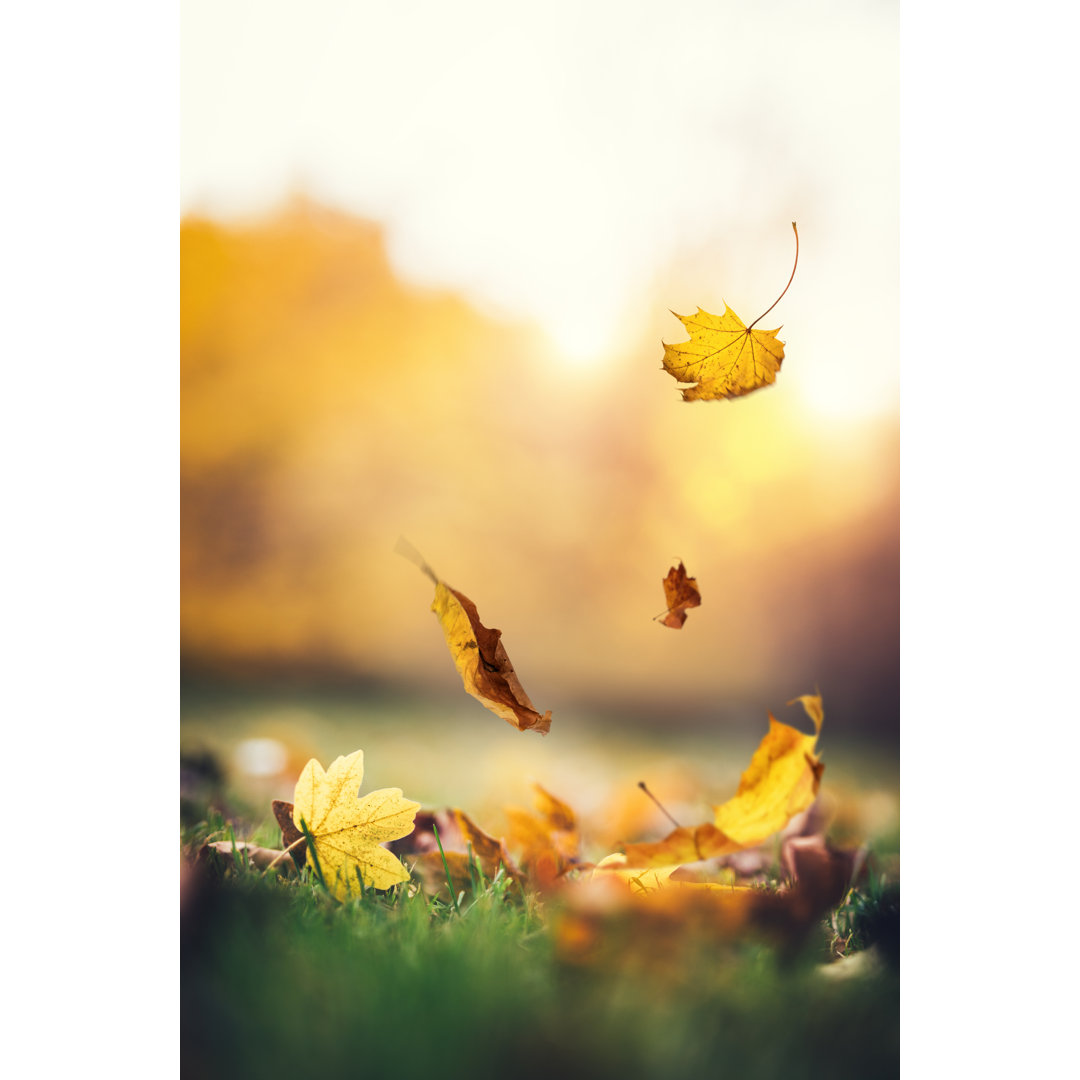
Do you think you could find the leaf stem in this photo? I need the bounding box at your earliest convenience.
[394,535,439,584]
[637,781,681,829]
[747,222,798,331]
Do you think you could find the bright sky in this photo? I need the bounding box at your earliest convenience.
[182,0,898,419]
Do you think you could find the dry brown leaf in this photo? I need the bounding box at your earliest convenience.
[198,841,297,873]
[506,783,580,866]
[271,799,307,867]
[404,809,524,899]
[386,809,462,858]
[657,561,701,629]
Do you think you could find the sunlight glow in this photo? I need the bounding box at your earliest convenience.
[544,308,619,370]
[182,0,897,423]
[797,370,900,425]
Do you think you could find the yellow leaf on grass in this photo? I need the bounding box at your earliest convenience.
[292,749,419,901]
[713,693,824,846]
[661,223,797,402]
[617,693,824,869]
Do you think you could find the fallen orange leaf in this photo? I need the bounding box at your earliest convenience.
[505,783,582,887]
[394,806,524,899]
[453,808,524,888]
[558,835,859,970]
[410,850,475,902]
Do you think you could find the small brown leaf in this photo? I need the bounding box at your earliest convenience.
[780,835,866,910]
[657,561,701,629]
[386,809,462,857]
[199,841,297,873]
[272,799,307,867]
[396,807,524,898]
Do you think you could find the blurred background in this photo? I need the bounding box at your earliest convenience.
[181,0,898,843]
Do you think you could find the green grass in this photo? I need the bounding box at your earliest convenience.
[182,812,899,1080]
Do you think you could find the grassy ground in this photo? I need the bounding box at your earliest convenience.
[181,688,898,1078]
[182,816,898,1079]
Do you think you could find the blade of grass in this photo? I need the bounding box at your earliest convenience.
[467,842,479,894]
[297,817,327,892]
[432,822,460,915]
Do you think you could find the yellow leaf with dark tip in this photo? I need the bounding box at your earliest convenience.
[292,749,419,900]
[615,694,824,870]
[712,695,823,846]
[432,580,551,734]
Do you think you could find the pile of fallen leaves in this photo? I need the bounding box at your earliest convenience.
[196,693,871,962]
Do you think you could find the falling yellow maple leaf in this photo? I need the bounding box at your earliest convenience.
[292,749,419,901]
[661,223,798,401]
[615,692,824,869]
